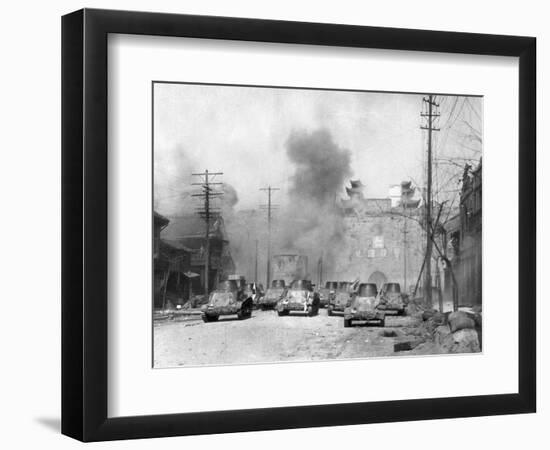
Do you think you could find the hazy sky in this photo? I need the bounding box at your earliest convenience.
[153,83,481,214]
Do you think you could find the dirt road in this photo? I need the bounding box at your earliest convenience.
[154,309,427,368]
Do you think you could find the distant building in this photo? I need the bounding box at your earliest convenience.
[161,215,236,294]
[332,180,424,291]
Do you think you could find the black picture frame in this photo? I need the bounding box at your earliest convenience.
[62,8,536,442]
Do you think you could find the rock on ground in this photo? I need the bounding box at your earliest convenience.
[435,325,480,353]
[448,311,476,333]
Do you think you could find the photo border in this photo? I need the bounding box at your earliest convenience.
[62,8,536,441]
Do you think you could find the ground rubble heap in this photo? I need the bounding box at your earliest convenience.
[402,300,481,355]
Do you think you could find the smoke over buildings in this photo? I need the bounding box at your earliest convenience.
[285,128,351,207]
[274,128,352,277]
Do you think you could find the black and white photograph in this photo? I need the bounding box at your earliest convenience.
[0,0,543,446]
[152,82,483,368]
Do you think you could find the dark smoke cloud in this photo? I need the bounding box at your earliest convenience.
[156,129,353,285]
[286,128,352,206]
[273,128,352,279]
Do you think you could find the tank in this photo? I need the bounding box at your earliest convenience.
[201,276,253,322]
[384,283,401,294]
[327,281,356,316]
[378,282,405,315]
[344,294,385,328]
[276,279,320,317]
[258,280,287,310]
[357,283,378,298]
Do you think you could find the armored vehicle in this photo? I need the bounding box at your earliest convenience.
[201,279,253,322]
[344,283,385,327]
[377,282,405,315]
[318,281,338,308]
[327,281,355,316]
[276,279,320,317]
[258,279,287,310]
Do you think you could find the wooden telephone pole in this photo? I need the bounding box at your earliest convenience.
[421,95,440,307]
[192,169,223,297]
[402,208,408,293]
[260,186,279,287]
[254,239,259,283]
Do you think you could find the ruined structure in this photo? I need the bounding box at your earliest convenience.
[153,211,193,308]
[330,180,425,292]
[161,215,236,295]
[445,160,482,307]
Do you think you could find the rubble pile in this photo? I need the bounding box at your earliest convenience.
[398,299,482,355]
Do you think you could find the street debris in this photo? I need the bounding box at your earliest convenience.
[394,339,425,352]
[380,329,398,338]
[448,311,476,333]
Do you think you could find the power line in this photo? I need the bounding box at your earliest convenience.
[465,97,482,122]
[192,169,223,296]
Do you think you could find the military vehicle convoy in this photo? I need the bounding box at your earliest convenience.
[276,279,320,317]
[199,265,404,328]
[201,276,253,322]
[343,283,385,327]
[258,279,288,310]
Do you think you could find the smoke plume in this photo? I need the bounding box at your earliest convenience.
[275,128,351,278]
[222,183,239,212]
[286,128,351,206]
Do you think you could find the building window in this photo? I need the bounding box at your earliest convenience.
[367,249,376,258]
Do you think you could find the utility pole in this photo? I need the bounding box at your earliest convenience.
[421,95,440,307]
[254,239,259,283]
[260,186,279,287]
[192,169,223,297]
[318,252,323,287]
[402,208,408,293]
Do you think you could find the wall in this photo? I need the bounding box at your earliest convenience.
[0,1,546,449]
[333,206,424,291]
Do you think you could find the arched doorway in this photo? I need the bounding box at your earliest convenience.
[368,271,387,289]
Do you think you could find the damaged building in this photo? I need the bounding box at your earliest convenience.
[444,160,482,307]
[331,180,425,292]
[161,214,236,295]
[153,211,193,309]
